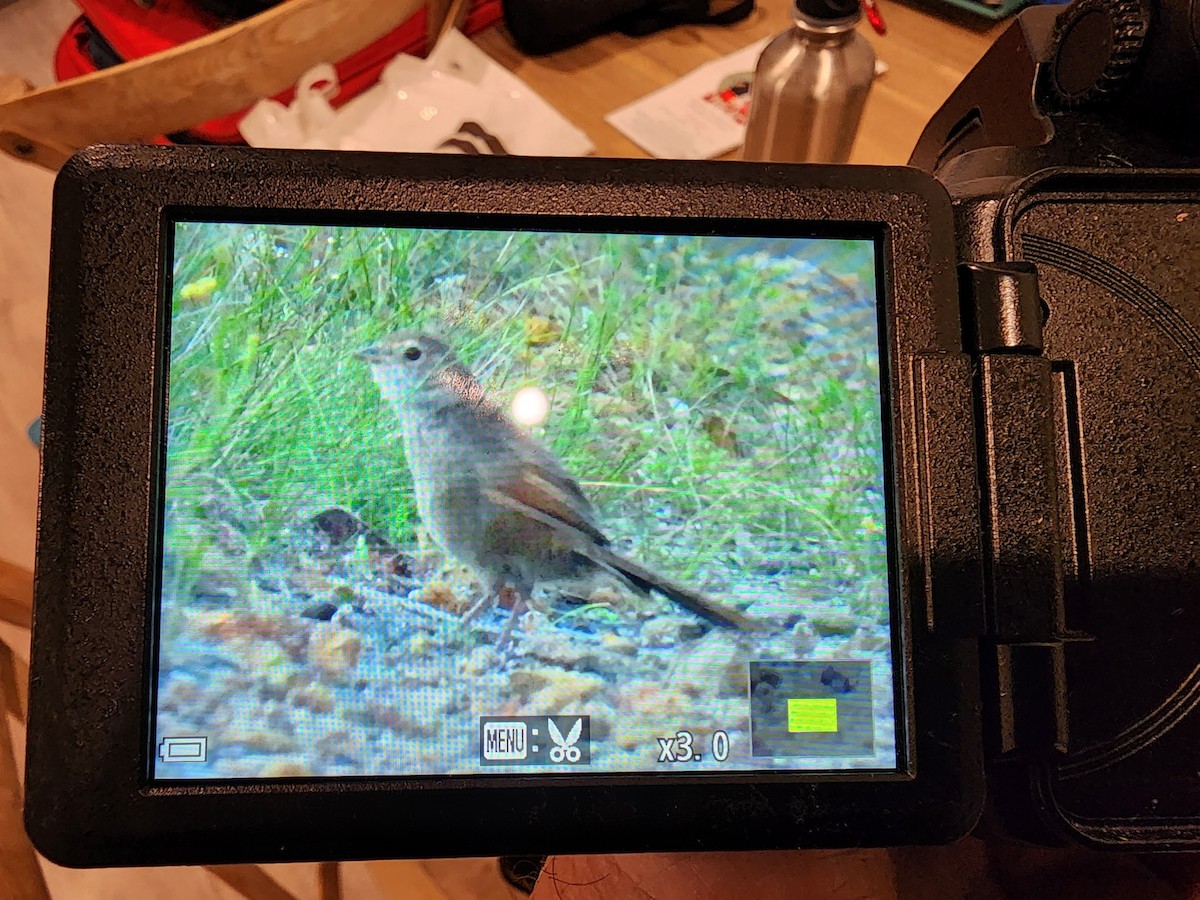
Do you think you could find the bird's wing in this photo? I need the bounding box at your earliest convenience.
[517,438,596,512]
[483,473,608,547]
[458,406,608,547]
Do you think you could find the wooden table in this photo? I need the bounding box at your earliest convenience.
[474,3,1001,163]
[0,1,1001,896]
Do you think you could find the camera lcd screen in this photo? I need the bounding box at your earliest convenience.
[153,220,900,781]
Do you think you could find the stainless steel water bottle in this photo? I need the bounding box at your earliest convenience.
[741,0,877,163]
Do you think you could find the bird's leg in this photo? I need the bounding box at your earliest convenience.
[495,585,527,653]
[461,589,496,623]
[459,567,500,624]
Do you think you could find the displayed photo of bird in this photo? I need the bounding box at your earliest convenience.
[357,330,751,639]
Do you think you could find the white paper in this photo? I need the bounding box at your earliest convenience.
[240,30,594,157]
[606,40,890,160]
[606,39,769,160]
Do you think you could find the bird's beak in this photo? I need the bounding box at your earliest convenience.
[355,345,378,362]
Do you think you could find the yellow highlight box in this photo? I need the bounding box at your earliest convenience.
[786,698,839,733]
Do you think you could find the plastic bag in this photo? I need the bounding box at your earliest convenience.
[239,30,594,156]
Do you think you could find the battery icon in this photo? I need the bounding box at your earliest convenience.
[158,736,208,763]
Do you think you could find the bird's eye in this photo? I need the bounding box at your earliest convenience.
[404,346,422,361]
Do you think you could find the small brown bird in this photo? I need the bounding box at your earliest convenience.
[357,330,749,634]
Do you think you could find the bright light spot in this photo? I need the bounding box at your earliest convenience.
[511,386,549,426]
[420,105,438,120]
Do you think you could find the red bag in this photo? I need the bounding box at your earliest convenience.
[54,0,504,144]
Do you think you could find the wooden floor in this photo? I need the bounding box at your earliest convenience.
[0,0,998,896]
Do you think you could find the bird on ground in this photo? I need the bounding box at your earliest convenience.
[356,330,750,639]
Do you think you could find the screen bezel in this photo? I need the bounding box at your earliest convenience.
[28,146,985,866]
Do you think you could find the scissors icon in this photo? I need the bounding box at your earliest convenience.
[548,718,583,763]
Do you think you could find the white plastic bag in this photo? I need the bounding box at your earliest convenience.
[240,30,594,156]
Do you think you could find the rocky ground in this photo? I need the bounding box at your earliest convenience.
[153,505,896,780]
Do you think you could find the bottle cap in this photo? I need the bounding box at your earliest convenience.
[794,0,861,22]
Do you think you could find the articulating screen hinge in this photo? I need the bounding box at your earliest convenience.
[964,261,1076,760]
[960,261,1044,354]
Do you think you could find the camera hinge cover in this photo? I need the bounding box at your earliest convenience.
[977,350,1072,758]
[961,261,1073,758]
[959,261,1044,354]
[992,642,1069,758]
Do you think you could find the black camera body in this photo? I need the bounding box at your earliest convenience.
[911,0,1200,849]
[20,0,1200,866]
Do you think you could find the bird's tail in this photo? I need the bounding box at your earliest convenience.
[583,544,752,629]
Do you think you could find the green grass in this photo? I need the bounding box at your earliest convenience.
[164,223,887,613]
